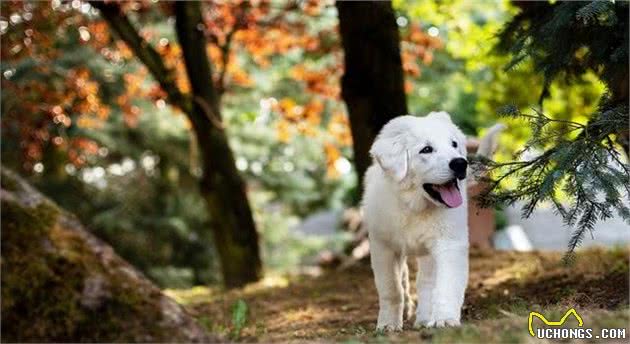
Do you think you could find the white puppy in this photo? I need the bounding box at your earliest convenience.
[362,112,502,331]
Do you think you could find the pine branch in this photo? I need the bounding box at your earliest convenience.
[476,105,630,255]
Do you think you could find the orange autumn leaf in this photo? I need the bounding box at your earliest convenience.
[276,119,292,143]
[324,143,341,178]
[328,111,353,147]
[404,80,414,94]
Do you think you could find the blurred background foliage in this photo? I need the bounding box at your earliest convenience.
[1,0,608,287]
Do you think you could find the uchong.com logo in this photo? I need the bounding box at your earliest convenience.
[528,308,626,340]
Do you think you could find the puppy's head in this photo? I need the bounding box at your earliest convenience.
[369,112,468,208]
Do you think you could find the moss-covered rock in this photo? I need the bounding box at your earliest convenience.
[1,168,217,342]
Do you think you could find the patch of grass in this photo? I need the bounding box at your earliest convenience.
[196,315,214,333]
[433,324,483,343]
[583,308,630,334]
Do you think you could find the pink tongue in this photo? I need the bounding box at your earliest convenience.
[435,184,463,208]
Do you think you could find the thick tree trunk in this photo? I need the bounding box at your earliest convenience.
[92,1,262,288]
[336,1,408,191]
[174,2,262,288]
[1,169,213,342]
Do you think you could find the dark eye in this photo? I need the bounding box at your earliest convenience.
[419,146,433,154]
[452,141,458,148]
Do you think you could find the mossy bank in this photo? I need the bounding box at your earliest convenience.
[1,168,215,342]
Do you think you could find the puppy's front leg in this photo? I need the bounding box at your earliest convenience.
[427,240,468,327]
[370,240,404,331]
[414,254,435,327]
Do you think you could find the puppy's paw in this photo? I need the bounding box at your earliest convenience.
[376,322,403,332]
[420,318,460,328]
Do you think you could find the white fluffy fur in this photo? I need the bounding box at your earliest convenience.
[362,112,502,331]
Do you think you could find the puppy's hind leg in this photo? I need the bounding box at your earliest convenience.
[401,259,414,321]
[371,240,404,332]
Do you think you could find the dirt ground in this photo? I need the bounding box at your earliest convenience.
[168,247,630,343]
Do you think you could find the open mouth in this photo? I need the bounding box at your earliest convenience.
[422,179,463,208]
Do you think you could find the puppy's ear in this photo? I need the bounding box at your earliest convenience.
[370,136,409,182]
[428,111,452,123]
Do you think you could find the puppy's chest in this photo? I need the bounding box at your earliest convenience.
[396,212,454,255]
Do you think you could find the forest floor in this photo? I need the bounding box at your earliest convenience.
[167,247,629,343]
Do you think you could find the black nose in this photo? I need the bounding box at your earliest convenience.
[449,158,468,180]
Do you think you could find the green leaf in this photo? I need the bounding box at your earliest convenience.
[230,299,249,339]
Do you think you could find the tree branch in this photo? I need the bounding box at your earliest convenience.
[214,1,250,96]
[90,1,190,113]
[208,1,299,95]
[174,1,221,124]
[216,27,236,96]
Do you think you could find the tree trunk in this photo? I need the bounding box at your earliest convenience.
[609,64,629,155]
[91,1,262,288]
[174,2,262,288]
[1,169,213,342]
[336,1,408,192]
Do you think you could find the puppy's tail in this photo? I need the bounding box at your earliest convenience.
[470,124,506,186]
[476,124,506,158]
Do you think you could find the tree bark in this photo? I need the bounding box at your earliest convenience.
[609,63,629,155]
[174,2,262,288]
[336,1,408,192]
[92,1,262,288]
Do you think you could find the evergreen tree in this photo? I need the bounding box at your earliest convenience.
[476,0,629,257]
